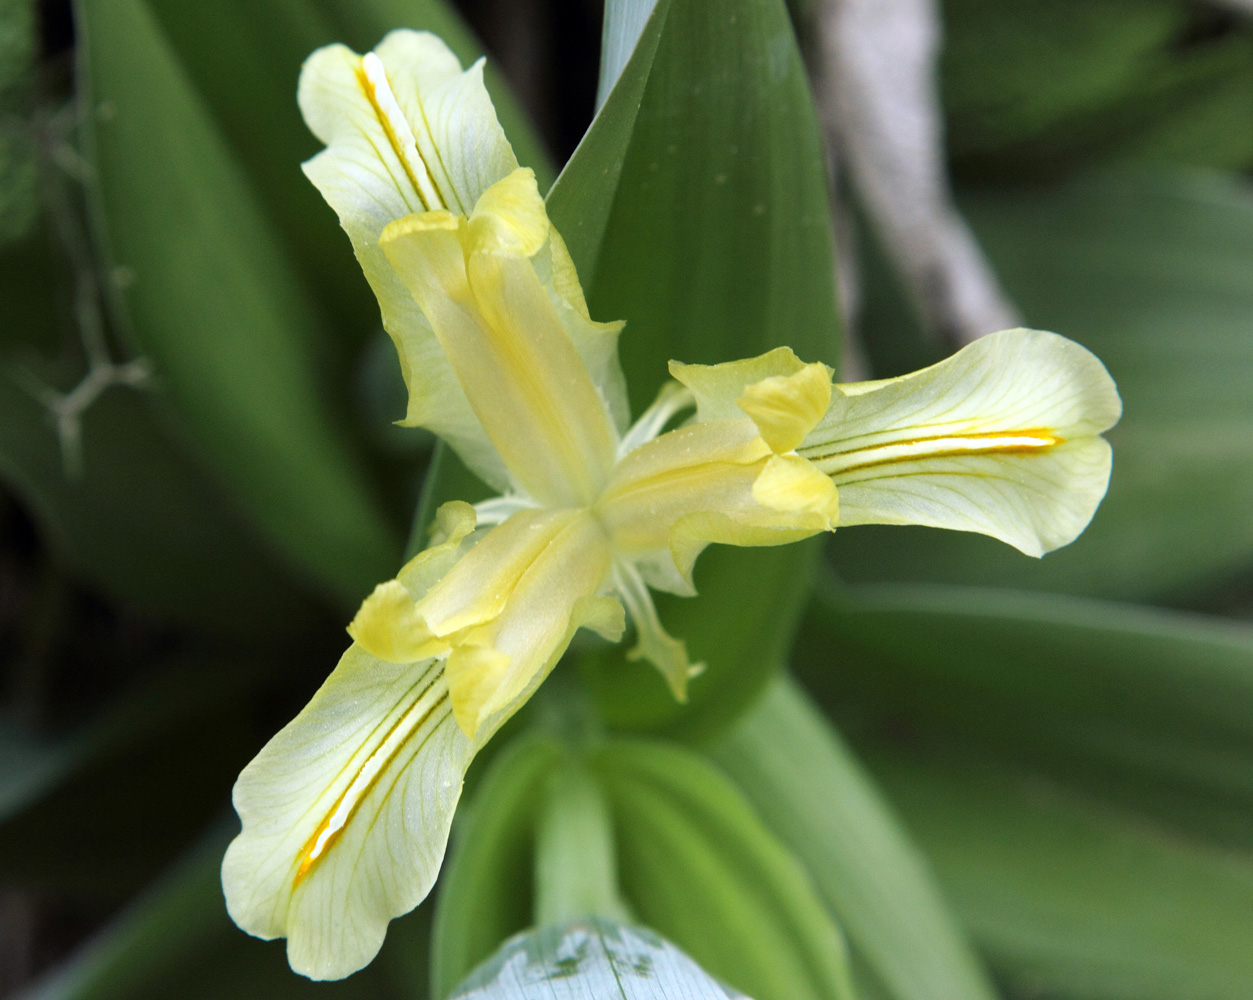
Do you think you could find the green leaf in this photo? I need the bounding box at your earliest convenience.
[0,658,262,896]
[18,822,423,999]
[865,752,1253,1000]
[0,0,37,246]
[431,736,562,999]
[17,826,237,1000]
[714,676,998,1000]
[0,232,318,636]
[77,0,400,608]
[942,0,1253,179]
[0,369,318,637]
[449,917,747,1000]
[550,0,840,741]
[595,739,855,1000]
[561,0,840,406]
[836,170,1253,602]
[799,576,1253,844]
[578,541,821,742]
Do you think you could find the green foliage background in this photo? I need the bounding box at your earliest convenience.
[0,0,1251,997]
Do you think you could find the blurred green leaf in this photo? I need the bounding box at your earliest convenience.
[943,0,1253,180]
[0,81,308,639]
[0,332,319,636]
[431,736,562,1000]
[76,0,400,608]
[839,170,1253,603]
[714,676,998,1000]
[449,917,748,1000]
[0,370,317,636]
[550,0,840,742]
[17,822,421,999]
[866,752,1253,1000]
[799,575,1253,847]
[595,739,854,1000]
[0,0,37,246]
[17,826,236,1000]
[0,658,264,896]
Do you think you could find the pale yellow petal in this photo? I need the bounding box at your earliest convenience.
[752,454,840,522]
[381,171,619,505]
[738,362,834,453]
[222,650,473,980]
[346,501,478,662]
[597,419,832,586]
[465,166,549,255]
[298,37,513,489]
[443,510,614,735]
[372,30,517,216]
[347,580,440,663]
[597,419,771,555]
[416,508,580,638]
[669,348,808,423]
[799,328,1121,555]
[537,228,630,432]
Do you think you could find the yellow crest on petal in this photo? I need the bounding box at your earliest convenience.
[752,454,840,525]
[738,362,834,453]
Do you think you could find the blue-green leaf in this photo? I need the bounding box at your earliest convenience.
[450,918,747,1000]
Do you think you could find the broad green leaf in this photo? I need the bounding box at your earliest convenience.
[0,366,316,637]
[18,823,422,1000]
[77,0,399,608]
[595,739,855,1000]
[574,0,839,406]
[835,170,1253,602]
[550,0,840,742]
[17,827,237,1000]
[546,0,668,282]
[450,918,747,1000]
[799,576,1253,843]
[866,752,1253,1000]
[714,676,998,1000]
[0,232,318,636]
[0,658,261,895]
[431,736,562,999]
[942,0,1253,180]
[0,0,37,246]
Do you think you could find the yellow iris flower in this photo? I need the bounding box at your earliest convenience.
[221,31,1121,980]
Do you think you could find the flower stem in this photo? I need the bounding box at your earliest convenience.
[533,755,631,927]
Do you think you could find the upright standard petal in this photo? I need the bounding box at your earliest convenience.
[381,169,620,506]
[299,32,517,490]
[797,328,1122,555]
